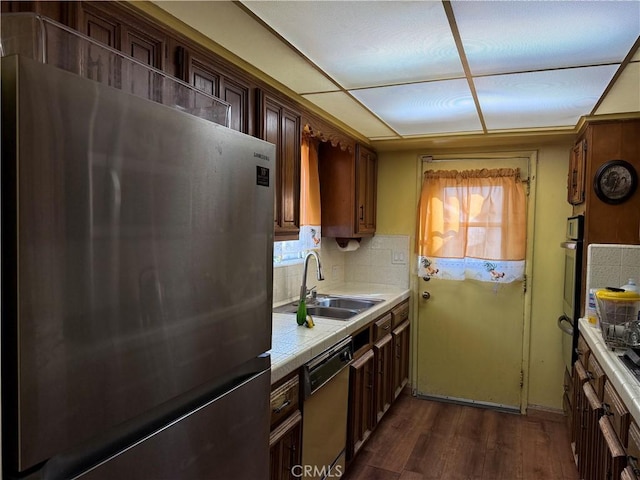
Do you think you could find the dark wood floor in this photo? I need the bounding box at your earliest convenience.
[343,393,579,480]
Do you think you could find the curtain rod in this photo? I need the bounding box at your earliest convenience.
[419,155,531,184]
[420,155,531,163]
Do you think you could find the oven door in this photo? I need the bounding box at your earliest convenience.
[561,241,579,320]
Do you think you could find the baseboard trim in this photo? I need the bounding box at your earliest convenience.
[414,392,520,414]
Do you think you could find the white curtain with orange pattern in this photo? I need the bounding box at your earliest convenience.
[415,168,526,282]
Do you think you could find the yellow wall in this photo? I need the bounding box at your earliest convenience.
[377,143,573,410]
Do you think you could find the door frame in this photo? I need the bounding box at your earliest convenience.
[410,150,538,414]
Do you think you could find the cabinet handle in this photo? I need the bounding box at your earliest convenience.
[360,205,364,221]
[273,399,291,414]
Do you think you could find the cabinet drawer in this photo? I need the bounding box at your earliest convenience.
[603,380,630,447]
[586,353,605,399]
[628,422,640,462]
[577,334,590,367]
[270,376,299,428]
[373,313,392,342]
[391,300,409,329]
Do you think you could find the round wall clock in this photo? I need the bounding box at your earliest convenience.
[593,159,637,204]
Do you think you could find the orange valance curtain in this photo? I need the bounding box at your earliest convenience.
[300,136,321,226]
[415,168,526,282]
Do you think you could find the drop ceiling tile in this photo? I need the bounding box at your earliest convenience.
[475,65,620,130]
[302,91,397,138]
[452,0,640,76]
[153,1,338,93]
[350,79,483,136]
[242,1,464,89]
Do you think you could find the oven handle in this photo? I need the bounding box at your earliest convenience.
[557,315,574,336]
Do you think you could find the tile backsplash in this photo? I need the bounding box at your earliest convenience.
[272,235,410,304]
[585,243,640,312]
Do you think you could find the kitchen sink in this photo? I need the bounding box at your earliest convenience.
[273,295,384,320]
[314,297,381,310]
[305,306,360,319]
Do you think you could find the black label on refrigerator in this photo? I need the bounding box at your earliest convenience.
[256,166,269,187]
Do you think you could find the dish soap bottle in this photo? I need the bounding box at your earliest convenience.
[296,298,307,326]
[622,279,638,293]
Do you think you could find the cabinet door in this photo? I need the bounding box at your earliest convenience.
[177,48,251,134]
[269,411,302,480]
[581,382,603,480]
[258,91,301,240]
[392,320,410,400]
[78,2,166,101]
[572,360,589,468]
[597,415,626,480]
[347,349,375,461]
[373,334,393,423]
[355,145,377,235]
[603,380,630,447]
[568,139,586,205]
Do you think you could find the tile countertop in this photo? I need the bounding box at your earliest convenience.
[579,318,640,421]
[269,283,411,384]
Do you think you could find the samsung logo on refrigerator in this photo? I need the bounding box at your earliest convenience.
[253,152,270,161]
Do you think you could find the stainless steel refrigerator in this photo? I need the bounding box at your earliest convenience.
[1,55,274,479]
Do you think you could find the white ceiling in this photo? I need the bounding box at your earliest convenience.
[155,1,639,143]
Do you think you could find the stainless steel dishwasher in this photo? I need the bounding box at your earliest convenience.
[301,337,353,480]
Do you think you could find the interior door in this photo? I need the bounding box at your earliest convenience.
[415,156,530,410]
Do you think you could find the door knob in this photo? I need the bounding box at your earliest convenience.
[422,291,431,300]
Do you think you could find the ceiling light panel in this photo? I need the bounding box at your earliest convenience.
[475,65,620,130]
[350,79,482,136]
[302,91,397,138]
[241,1,464,89]
[451,0,640,76]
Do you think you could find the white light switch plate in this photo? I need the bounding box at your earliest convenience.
[392,251,406,265]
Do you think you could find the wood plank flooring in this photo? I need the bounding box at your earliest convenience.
[343,393,578,480]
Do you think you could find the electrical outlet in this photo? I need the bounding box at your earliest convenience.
[392,251,406,265]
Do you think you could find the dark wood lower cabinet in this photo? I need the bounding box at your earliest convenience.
[374,334,393,423]
[392,320,410,399]
[597,415,626,480]
[570,342,636,480]
[346,349,375,461]
[582,382,603,480]
[269,411,302,480]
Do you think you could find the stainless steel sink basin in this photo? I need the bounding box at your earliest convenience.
[315,298,382,310]
[273,295,384,320]
[305,306,360,319]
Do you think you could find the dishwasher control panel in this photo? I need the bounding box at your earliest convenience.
[303,337,353,398]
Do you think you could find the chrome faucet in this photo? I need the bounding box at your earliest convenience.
[300,251,324,302]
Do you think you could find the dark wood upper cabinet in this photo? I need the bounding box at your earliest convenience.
[257,89,301,240]
[319,142,377,241]
[77,2,166,71]
[568,138,586,205]
[174,45,252,134]
[572,119,640,316]
[356,144,377,236]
